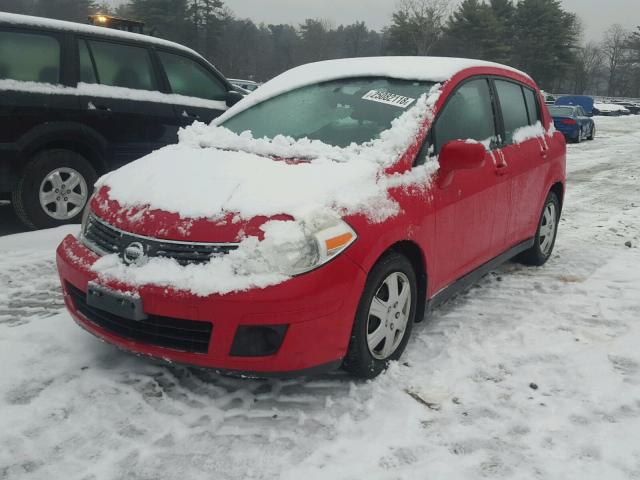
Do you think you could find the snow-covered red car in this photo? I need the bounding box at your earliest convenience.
[56,57,566,378]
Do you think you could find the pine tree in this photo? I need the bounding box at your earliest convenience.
[511,0,579,89]
[445,0,511,63]
[127,0,192,46]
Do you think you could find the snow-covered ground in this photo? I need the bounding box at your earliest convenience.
[1,116,639,480]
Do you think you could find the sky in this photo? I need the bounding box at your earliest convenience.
[108,0,638,42]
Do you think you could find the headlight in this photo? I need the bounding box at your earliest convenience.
[259,219,357,276]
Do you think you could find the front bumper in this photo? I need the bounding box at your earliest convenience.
[56,235,367,375]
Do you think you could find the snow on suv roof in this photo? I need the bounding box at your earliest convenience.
[0,12,201,58]
[218,56,530,123]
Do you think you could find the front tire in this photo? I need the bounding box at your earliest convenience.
[342,252,417,379]
[517,192,560,266]
[11,149,97,229]
[587,124,595,140]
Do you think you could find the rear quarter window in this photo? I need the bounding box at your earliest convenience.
[523,87,540,125]
[0,30,61,84]
[495,79,529,144]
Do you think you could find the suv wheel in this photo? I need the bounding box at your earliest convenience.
[343,252,417,379]
[517,191,560,266]
[12,149,97,229]
[587,125,595,140]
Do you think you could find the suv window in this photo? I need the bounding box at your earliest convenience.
[432,78,497,155]
[85,39,157,91]
[158,51,227,101]
[495,79,529,144]
[0,30,60,84]
[523,87,540,125]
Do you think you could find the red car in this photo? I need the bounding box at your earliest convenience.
[56,57,566,378]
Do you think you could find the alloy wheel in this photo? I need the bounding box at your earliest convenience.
[366,271,412,360]
[539,202,557,255]
[39,167,88,220]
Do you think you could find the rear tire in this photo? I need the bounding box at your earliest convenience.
[517,192,560,266]
[11,149,97,229]
[342,252,417,379]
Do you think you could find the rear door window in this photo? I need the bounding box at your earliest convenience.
[494,79,529,144]
[158,51,227,101]
[85,39,157,91]
[432,78,497,155]
[523,87,540,125]
[0,30,60,84]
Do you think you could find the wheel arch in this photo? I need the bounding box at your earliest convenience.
[15,122,109,177]
[384,240,428,324]
[550,181,564,211]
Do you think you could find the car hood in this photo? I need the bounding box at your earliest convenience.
[91,143,422,243]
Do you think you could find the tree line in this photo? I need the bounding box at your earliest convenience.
[1,0,639,97]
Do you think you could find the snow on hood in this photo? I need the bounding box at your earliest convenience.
[91,85,441,295]
[96,86,442,223]
[217,57,529,124]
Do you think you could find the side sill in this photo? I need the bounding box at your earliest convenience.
[426,238,535,312]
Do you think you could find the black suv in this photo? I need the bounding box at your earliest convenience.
[0,13,242,229]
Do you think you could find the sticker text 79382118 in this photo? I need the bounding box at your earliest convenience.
[361,90,416,108]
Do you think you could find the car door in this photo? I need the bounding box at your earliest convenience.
[75,37,176,168]
[155,49,229,136]
[0,27,80,148]
[493,79,549,245]
[428,77,506,289]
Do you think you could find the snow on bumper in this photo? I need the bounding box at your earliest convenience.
[56,235,367,375]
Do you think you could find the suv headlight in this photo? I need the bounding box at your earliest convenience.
[258,219,357,276]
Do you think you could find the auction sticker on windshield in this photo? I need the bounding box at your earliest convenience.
[362,90,415,108]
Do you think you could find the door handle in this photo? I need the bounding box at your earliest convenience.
[87,102,112,116]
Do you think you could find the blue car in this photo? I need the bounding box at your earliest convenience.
[548,105,595,143]
[555,95,594,115]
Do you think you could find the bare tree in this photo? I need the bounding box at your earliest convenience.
[572,42,605,94]
[602,24,629,96]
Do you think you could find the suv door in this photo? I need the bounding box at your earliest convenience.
[155,49,230,130]
[493,79,548,244]
[428,77,504,288]
[0,27,76,181]
[76,37,175,168]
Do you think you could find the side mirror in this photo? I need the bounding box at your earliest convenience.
[226,90,244,107]
[437,140,486,188]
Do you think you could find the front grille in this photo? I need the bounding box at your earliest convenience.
[67,283,212,354]
[82,214,238,265]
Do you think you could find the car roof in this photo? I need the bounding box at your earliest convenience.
[0,12,202,59]
[217,56,531,123]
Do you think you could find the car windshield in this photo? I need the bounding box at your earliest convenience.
[549,106,575,116]
[221,77,435,148]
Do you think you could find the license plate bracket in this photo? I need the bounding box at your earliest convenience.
[86,282,147,321]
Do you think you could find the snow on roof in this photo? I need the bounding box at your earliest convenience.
[0,12,201,58]
[217,56,529,123]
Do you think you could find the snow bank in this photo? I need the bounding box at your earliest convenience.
[0,79,228,110]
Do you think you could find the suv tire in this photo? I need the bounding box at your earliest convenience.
[343,252,417,379]
[12,149,97,229]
